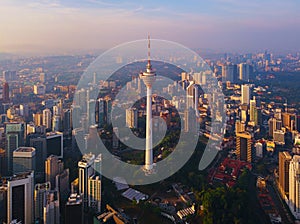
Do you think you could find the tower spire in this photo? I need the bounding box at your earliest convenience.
[147,35,152,70]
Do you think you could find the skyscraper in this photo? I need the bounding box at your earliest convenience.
[2,82,9,103]
[236,132,252,162]
[5,122,25,175]
[279,151,292,198]
[7,171,34,224]
[289,155,300,219]
[45,155,64,190]
[13,147,36,174]
[88,175,101,213]
[43,190,60,224]
[239,63,252,82]
[241,84,250,105]
[78,153,95,208]
[140,36,156,173]
[222,64,238,83]
[34,182,51,222]
[46,132,63,158]
[29,135,47,181]
[126,108,138,129]
[43,108,52,130]
[65,194,83,224]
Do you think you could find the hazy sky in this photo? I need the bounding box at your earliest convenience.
[1,0,300,54]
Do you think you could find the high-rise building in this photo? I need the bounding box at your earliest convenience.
[55,168,70,205]
[46,132,63,158]
[33,84,46,95]
[19,104,29,119]
[5,122,25,175]
[29,135,47,181]
[0,186,7,223]
[7,171,34,224]
[43,190,60,224]
[222,64,238,83]
[279,151,292,198]
[78,153,95,208]
[289,155,300,219]
[236,132,252,162]
[13,147,36,174]
[140,37,156,173]
[238,63,253,81]
[52,115,61,132]
[34,182,51,222]
[3,71,17,82]
[274,130,285,145]
[88,175,101,213]
[33,113,43,126]
[268,118,277,138]
[96,98,105,127]
[2,82,9,103]
[63,109,71,135]
[241,84,250,105]
[112,127,119,149]
[43,109,52,130]
[126,108,138,129]
[249,99,256,122]
[0,148,6,177]
[235,120,245,134]
[94,154,102,177]
[45,155,64,190]
[65,194,83,224]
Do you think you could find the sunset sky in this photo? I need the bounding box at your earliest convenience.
[1,0,299,54]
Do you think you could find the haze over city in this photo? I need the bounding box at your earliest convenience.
[1,0,300,55]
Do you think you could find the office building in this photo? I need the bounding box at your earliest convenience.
[55,168,70,204]
[5,122,25,175]
[33,113,43,126]
[78,153,95,208]
[29,135,47,181]
[222,64,238,83]
[279,151,292,198]
[63,109,71,135]
[45,155,64,190]
[268,117,277,138]
[2,82,9,103]
[19,104,29,119]
[7,171,34,224]
[126,108,138,129]
[65,194,83,224]
[289,155,300,219]
[241,84,250,105]
[43,109,52,130]
[43,190,60,224]
[0,148,6,177]
[274,130,285,145]
[46,132,63,158]
[238,63,253,81]
[3,71,17,82]
[94,154,102,177]
[33,84,46,95]
[236,132,252,162]
[13,147,36,174]
[34,182,51,222]
[52,115,61,132]
[88,175,101,213]
[0,186,7,223]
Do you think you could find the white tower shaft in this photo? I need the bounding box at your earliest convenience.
[145,85,153,170]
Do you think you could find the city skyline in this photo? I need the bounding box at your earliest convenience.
[1,0,300,55]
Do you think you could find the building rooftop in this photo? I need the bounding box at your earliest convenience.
[14,147,35,153]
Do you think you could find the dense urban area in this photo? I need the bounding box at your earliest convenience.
[0,50,300,224]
